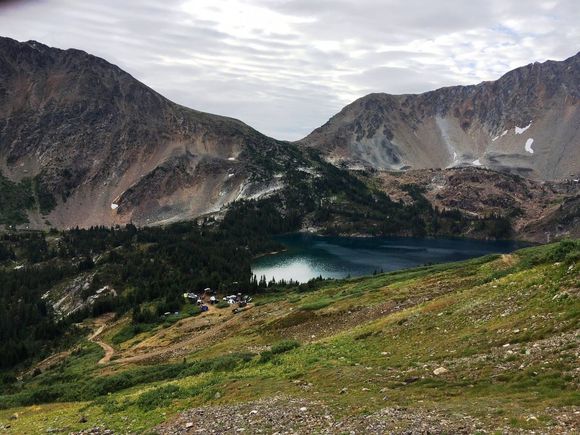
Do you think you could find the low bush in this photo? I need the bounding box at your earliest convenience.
[187,305,202,316]
[111,323,156,345]
[135,384,184,411]
[271,339,300,354]
[260,339,300,363]
[299,298,334,311]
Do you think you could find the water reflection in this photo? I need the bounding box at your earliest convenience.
[252,234,528,283]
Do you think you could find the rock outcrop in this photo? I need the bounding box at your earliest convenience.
[299,52,580,181]
[0,37,296,228]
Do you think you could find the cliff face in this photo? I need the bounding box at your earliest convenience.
[299,52,580,181]
[0,37,296,228]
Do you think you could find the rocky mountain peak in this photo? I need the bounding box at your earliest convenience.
[0,37,296,229]
[300,51,580,180]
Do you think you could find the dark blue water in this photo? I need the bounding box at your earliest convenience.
[252,234,528,283]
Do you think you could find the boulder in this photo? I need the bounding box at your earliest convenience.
[433,367,448,376]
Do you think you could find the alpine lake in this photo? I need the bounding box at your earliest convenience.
[252,233,529,283]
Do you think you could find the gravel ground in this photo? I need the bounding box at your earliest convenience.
[152,396,580,434]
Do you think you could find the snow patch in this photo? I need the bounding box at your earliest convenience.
[524,138,534,154]
[515,122,532,135]
[436,117,458,166]
[227,173,234,178]
[237,180,284,201]
[472,159,482,166]
[110,203,119,210]
[14,265,24,270]
[492,130,508,142]
[227,157,236,161]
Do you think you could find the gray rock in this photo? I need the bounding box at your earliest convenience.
[433,366,448,375]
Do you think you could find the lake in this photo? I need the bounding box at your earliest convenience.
[252,234,528,283]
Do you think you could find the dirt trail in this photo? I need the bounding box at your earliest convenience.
[80,303,252,366]
[111,304,253,365]
[88,315,115,364]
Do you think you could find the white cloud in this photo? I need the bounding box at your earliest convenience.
[0,0,578,140]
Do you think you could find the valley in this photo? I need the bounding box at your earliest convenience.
[0,241,578,433]
[0,32,578,435]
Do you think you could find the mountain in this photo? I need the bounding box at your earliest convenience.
[0,37,301,228]
[0,37,577,239]
[299,52,580,180]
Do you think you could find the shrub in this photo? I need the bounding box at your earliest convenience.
[260,339,300,363]
[210,353,254,371]
[271,339,300,354]
[187,305,202,316]
[259,350,274,363]
[544,240,580,263]
[135,384,184,411]
[299,298,333,311]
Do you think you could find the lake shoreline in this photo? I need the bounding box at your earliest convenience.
[298,228,538,244]
[252,233,529,284]
[253,248,288,260]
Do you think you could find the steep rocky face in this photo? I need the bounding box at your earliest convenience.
[367,167,580,243]
[300,52,580,181]
[0,37,297,228]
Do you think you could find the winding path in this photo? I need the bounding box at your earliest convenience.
[88,321,115,364]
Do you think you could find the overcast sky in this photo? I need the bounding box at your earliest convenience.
[0,0,578,140]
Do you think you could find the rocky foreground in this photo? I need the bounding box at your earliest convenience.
[63,396,580,434]
[153,396,579,434]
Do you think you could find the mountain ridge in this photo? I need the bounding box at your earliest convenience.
[299,50,580,180]
[0,36,299,229]
[0,36,578,236]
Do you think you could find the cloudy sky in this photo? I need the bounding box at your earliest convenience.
[0,0,578,139]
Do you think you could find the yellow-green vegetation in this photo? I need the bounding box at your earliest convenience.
[1,241,578,433]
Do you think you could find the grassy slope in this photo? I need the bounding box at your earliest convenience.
[1,242,578,433]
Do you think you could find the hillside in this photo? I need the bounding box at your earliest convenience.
[299,52,580,181]
[0,37,305,229]
[0,241,578,433]
[362,167,580,243]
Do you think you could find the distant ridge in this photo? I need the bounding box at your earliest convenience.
[299,51,580,180]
